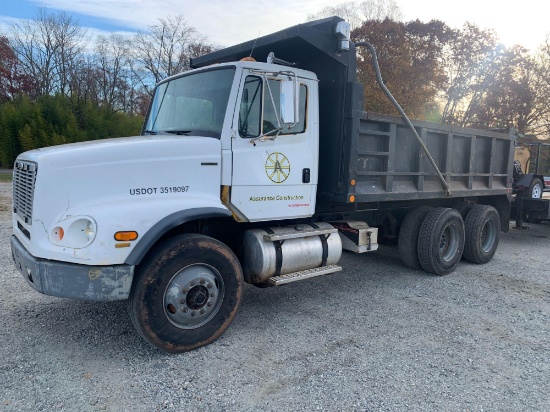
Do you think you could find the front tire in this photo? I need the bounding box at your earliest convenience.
[128,234,244,353]
[418,208,465,276]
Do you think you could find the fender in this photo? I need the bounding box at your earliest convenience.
[124,207,232,265]
[515,173,536,190]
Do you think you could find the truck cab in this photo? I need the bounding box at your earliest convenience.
[142,60,321,222]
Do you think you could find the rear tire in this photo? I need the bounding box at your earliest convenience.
[453,202,474,220]
[418,208,465,275]
[128,234,243,353]
[398,206,432,269]
[463,205,500,264]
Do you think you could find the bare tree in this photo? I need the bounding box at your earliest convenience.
[131,15,210,94]
[9,9,86,97]
[95,33,131,110]
[358,0,403,22]
[307,0,402,30]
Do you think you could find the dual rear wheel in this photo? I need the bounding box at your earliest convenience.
[398,204,500,275]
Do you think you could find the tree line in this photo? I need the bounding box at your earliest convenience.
[310,0,550,141]
[0,10,212,167]
[1,3,549,168]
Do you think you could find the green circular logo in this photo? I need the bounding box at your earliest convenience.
[265,152,290,183]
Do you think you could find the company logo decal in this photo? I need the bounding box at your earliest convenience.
[265,152,290,183]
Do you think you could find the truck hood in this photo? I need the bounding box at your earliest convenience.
[21,135,218,168]
[15,135,223,254]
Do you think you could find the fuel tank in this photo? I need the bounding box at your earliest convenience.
[243,222,342,284]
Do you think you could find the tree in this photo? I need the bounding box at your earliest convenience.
[0,36,35,102]
[470,46,540,134]
[9,8,86,97]
[132,15,211,95]
[95,33,131,111]
[439,23,502,126]
[307,0,403,30]
[532,36,550,138]
[353,19,450,118]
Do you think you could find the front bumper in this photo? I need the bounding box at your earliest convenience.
[11,235,134,301]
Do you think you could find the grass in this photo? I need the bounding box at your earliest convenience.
[0,173,13,182]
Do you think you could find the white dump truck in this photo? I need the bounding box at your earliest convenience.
[11,17,514,352]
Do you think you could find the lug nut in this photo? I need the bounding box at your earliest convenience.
[200,279,205,285]
[182,288,188,294]
[180,299,186,304]
[190,281,196,286]
[207,302,212,307]
[183,308,188,313]
[207,283,212,289]
[191,311,196,317]
[200,309,205,314]
[210,293,215,297]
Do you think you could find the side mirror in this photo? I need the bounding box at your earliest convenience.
[280,79,299,126]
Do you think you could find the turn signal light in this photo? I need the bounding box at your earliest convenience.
[52,227,64,241]
[114,231,138,241]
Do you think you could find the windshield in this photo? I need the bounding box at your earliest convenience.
[143,67,236,138]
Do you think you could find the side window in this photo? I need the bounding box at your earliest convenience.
[238,76,308,138]
[239,76,262,138]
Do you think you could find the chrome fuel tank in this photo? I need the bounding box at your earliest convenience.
[243,222,342,284]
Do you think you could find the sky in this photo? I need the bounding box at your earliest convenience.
[0,0,549,51]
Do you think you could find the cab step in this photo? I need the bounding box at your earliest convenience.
[262,227,337,242]
[268,265,342,286]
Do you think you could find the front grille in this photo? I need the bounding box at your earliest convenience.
[13,160,37,225]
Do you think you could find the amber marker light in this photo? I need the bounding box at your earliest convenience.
[114,231,138,241]
[350,195,355,202]
[52,226,64,242]
[350,179,356,186]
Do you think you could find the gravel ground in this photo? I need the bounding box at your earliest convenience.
[1,181,549,411]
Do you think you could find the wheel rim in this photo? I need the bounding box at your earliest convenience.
[439,224,459,262]
[163,264,225,329]
[480,218,498,253]
[532,183,542,198]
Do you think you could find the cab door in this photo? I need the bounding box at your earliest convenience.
[229,72,318,222]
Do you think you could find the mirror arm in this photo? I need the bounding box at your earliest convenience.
[263,74,282,130]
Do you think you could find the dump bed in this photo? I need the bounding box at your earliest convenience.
[191,17,515,207]
[343,112,515,204]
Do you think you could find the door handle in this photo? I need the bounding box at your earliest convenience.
[302,168,310,183]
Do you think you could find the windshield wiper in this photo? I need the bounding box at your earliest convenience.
[163,130,192,135]
[143,130,158,135]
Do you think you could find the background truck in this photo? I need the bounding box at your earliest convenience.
[512,142,550,224]
[11,17,514,353]
[513,144,546,199]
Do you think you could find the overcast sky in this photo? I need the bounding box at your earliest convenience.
[1,0,549,51]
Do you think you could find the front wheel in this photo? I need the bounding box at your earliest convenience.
[128,234,244,353]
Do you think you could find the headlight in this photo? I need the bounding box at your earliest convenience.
[49,216,97,248]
